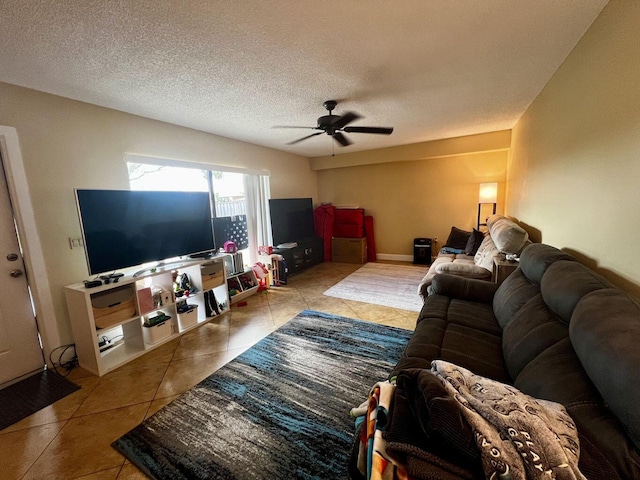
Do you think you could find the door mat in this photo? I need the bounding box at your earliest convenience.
[0,369,80,431]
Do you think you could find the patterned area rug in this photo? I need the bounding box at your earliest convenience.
[323,262,429,312]
[113,310,412,479]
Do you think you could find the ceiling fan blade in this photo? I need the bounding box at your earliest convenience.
[273,125,317,129]
[343,126,394,135]
[330,111,361,130]
[333,132,352,147]
[286,131,324,145]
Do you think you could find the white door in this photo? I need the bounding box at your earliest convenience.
[0,152,44,386]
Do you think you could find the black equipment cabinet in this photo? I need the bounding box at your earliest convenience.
[413,238,432,265]
[273,237,324,275]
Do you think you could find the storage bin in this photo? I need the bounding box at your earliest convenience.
[91,285,137,328]
[201,261,225,290]
[142,319,172,345]
[177,304,199,331]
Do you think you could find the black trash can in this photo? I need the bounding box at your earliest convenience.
[413,238,432,265]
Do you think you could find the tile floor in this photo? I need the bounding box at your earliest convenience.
[0,261,422,479]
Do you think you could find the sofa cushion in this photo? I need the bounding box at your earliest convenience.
[473,235,499,271]
[444,226,472,249]
[464,228,484,256]
[570,289,640,450]
[435,261,490,279]
[486,214,529,254]
[541,260,612,325]
[391,292,509,383]
[515,338,640,479]
[518,243,575,284]
[417,253,477,298]
[501,293,568,379]
[493,269,541,329]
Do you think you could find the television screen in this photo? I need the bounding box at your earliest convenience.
[212,215,249,250]
[269,198,315,246]
[75,189,214,275]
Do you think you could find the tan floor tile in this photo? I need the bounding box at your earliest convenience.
[117,462,148,479]
[155,353,227,398]
[226,346,251,363]
[376,315,416,330]
[113,338,180,373]
[22,403,148,480]
[269,303,305,327]
[172,321,230,360]
[2,375,100,433]
[265,286,306,305]
[66,367,98,381]
[75,466,121,479]
[229,304,273,326]
[234,292,270,307]
[73,363,168,417]
[145,395,179,419]
[0,421,66,479]
[228,320,276,350]
[347,302,408,323]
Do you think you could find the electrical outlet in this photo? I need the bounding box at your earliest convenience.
[434,236,438,243]
[68,237,84,249]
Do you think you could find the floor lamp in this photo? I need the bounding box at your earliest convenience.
[477,182,498,229]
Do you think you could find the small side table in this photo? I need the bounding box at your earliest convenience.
[492,256,519,285]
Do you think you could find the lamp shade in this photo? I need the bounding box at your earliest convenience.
[479,182,498,204]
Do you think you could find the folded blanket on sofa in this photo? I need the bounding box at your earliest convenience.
[350,380,407,480]
[431,360,586,480]
[350,363,586,480]
[385,369,482,480]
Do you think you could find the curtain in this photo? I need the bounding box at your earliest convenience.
[243,174,272,266]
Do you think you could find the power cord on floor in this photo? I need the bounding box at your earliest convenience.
[49,343,78,377]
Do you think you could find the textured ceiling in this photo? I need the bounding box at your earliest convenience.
[0,0,607,158]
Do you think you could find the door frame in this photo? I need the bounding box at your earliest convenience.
[0,126,60,362]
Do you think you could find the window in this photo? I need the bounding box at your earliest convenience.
[127,163,246,216]
[125,156,271,267]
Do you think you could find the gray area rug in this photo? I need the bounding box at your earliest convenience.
[113,310,412,479]
[323,262,429,312]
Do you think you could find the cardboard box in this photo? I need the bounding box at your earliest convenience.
[331,237,367,264]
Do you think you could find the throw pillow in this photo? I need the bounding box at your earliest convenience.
[464,228,485,256]
[444,226,471,250]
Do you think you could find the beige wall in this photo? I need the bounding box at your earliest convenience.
[0,82,316,345]
[317,145,508,256]
[507,0,640,296]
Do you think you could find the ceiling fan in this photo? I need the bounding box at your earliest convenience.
[274,100,394,147]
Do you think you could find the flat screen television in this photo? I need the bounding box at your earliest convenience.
[212,215,249,250]
[269,197,315,246]
[75,189,215,275]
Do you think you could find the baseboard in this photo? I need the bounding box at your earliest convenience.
[375,253,414,262]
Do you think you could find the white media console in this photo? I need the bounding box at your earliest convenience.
[64,255,231,376]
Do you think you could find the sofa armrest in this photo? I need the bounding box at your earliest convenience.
[430,273,499,304]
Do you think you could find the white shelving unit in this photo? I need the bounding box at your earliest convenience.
[64,255,229,376]
[226,270,259,303]
[223,254,259,303]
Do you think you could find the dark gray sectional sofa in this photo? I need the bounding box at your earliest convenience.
[391,243,640,479]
